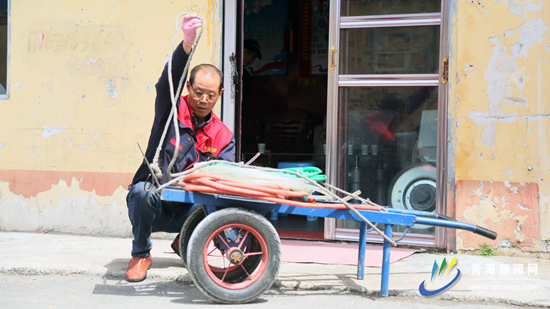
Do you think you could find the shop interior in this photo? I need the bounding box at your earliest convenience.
[239,0,329,239]
[238,0,440,240]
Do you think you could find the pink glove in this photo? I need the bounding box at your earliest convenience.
[181,14,202,46]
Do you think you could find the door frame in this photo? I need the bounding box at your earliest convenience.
[222,0,244,163]
[436,0,452,250]
[221,0,237,133]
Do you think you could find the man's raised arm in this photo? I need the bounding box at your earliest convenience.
[154,14,202,125]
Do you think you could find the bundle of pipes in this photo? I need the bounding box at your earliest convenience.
[159,161,395,245]
[174,171,381,211]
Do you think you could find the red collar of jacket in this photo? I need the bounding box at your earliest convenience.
[177,95,197,129]
[177,95,232,156]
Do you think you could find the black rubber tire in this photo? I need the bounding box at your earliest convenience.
[187,208,281,304]
[178,205,207,267]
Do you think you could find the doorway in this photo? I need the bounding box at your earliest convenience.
[237,0,330,239]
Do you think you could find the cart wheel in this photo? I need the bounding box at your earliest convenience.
[187,208,281,304]
[178,205,206,267]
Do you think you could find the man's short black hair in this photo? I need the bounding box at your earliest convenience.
[189,64,224,91]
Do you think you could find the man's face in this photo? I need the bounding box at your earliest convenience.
[186,70,224,123]
[243,48,258,67]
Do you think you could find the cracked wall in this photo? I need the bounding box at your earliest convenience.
[456,180,540,250]
[452,0,550,252]
[0,0,223,235]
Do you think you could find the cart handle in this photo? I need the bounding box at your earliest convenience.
[474,225,497,240]
[415,216,497,240]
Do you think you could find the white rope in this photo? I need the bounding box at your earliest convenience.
[149,13,205,180]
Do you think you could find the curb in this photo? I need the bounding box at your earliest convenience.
[272,280,550,308]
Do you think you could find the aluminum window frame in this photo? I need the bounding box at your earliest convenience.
[325,0,449,248]
[341,12,442,29]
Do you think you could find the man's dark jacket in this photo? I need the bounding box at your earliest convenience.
[131,43,235,187]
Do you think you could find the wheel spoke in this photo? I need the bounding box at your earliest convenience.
[207,247,217,256]
[220,262,232,282]
[205,255,225,263]
[243,251,264,257]
[216,231,232,249]
[239,263,252,280]
[238,230,250,250]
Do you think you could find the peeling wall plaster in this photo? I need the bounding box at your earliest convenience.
[466,18,548,149]
[0,0,224,236]
[0,178,131,236]
[453,0,549,252]
[104,79,118,99]
[2,0,221,174]
[42,126,70,139]
[456,180,540,251]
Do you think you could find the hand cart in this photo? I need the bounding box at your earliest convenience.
[160,186,497,304]
[138,13,496,305]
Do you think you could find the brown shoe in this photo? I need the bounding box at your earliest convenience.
[126,256,152,282]
[171,234,180,257]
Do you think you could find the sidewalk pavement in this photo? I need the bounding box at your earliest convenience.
[1,231,549,307]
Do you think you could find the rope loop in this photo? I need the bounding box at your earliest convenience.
[148,13,205,182]
[149,162,163,180]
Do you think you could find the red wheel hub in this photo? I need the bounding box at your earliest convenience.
[227,248,245,265]
[203,223,268,290]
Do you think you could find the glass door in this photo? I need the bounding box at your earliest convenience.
[325,0,447,247]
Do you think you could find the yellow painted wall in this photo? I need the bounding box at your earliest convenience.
[0,0,223,235]
[450,0,550,252]
[2,0,549,254]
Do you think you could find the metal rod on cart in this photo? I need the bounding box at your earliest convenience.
[320,183,396,246]
[323,182,380,206]
[322,192,396,246]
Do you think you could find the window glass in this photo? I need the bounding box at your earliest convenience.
[340,86,438,234]
[340,26,440,75]
[341,0,441,16]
